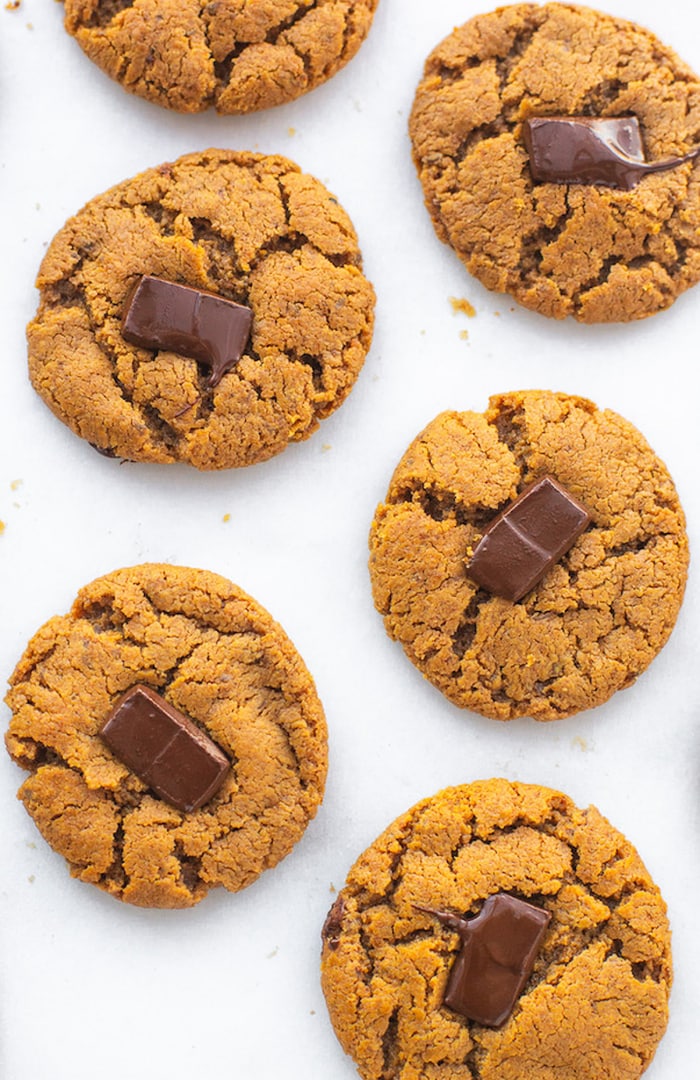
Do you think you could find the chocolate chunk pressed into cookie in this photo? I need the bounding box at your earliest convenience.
[62,0,379,114]
[27,149,375,469]
[321,779,672,1080]
[369,390,688,720]
[4,564,327,908]
[409,3,700,321]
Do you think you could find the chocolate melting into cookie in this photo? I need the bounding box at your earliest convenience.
[100,684,230,812]
[466,475,591,602]
[121,275,253,388]
[417,894,551,1027]
[523,116,700,190]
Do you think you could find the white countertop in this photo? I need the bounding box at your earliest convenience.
[1,1,698,1077]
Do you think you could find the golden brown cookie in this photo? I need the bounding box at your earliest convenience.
[409,3,700,322]
[4,564,327,908]
[369,390,688,720]
[62,0,379,113]
[28,149,375,469]
[321,779,672,1080]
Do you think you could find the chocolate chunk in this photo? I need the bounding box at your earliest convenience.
[466,475,591,602]
[418,894,551,1027]
[322,895,346,951]
[121,275,252,387]
[523,116,700,190]
[100,684,230,812]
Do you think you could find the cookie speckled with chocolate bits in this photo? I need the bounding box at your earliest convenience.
[321,779,672,1080]
[27,148,375,470]
[409,3,700,322]
[63,0,379,114]
[369,390,688,721]
[4,564,327,908]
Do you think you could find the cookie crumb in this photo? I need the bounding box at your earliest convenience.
[459,329,469,340]
[321,443,332,453]
[288,127,296,137]
[5,1,21,10]
[10,478,22,491]
[0,521,5,535]
[266,947,279,959]
[330,882,336,893]
[572,736,589,752]
[28,875,35,883]
[450,296,476,317]
[222,513,231,523]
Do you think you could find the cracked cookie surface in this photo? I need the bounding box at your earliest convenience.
[63,0,379,113]
[4,563,327,908]
[28,148,375,469]
[369,390,688,720]
[321,779,671,1080]
[409,3,700,322]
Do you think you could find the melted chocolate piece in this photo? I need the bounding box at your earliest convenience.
[418,895,551,1027]
[121,275,253,387]
[100,684,230,813]
[523,116,700,190]
[322,895,346,951]
[466,475,591,602]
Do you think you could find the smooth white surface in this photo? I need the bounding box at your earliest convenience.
[0,2,699,1077]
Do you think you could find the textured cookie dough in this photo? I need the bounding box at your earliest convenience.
[63,0,379,113]
[409,3,700,322]
[28,149,375,469]
[322,779,671,1080]
[369,390,688,720]
[5,564,327,908]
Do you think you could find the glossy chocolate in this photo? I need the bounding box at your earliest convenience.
[121,275,252,387]
[523,116,700,190]
[419,894,551,1027]
[466,475,591,602]
[100,684,230,812]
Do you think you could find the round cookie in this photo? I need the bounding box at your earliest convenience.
[4,564,327,908]
[321,779,672,1080]
[369,390,688,720]
[28,149,375,469]
[62,0,379,114]
[409,3,700,322]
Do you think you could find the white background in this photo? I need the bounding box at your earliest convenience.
[1,1,699,1077]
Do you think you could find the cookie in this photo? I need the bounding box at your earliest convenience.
[409,3,700,322]
[321,779,671,1080]
[4,564,327,908]
[369,390,688,720]
[28,148,375,469]
[62,0,379,114]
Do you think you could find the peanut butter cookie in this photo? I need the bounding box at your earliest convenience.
[28,149,375,469]
[5,564,327,908]
[63,0,379,113]
[321,779,671,1080]
[369,391,688,720]
[409,3,700,321]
